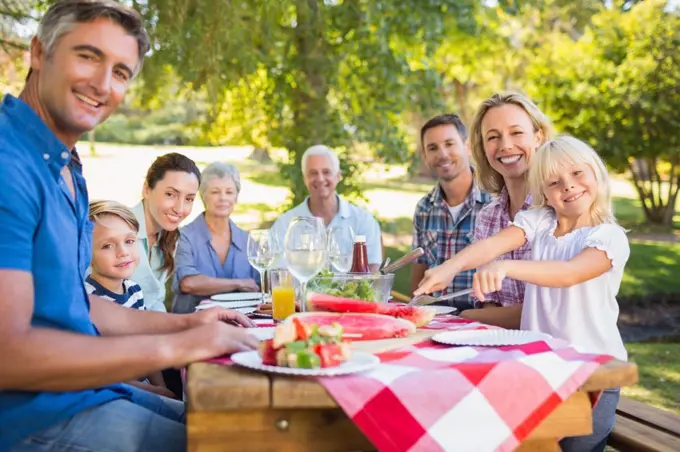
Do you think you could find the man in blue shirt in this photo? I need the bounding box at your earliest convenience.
[0,2,258,451]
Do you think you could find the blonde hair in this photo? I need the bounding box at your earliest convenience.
[528,136,617,225]
[89,200,140,232]
[470,92,555,195]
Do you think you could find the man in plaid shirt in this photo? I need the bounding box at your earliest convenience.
[411,114,492,309]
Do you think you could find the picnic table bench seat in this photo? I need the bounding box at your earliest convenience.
[608,396,680,452]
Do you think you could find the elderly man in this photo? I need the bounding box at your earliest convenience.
[411,114,492,309]
[0,2,257,451]
[272,145,383,271]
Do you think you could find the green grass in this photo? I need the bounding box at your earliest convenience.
[622,242,680,299]
[385,244,414,296]
[614,196,680,233]
[623,343,680,415]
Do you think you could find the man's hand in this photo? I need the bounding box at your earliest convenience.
[189,307,256,328]
[472,261,507,301]
[237,279,260,292]
[181,322,260,363]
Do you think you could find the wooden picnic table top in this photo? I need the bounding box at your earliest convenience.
[186,328,639,412]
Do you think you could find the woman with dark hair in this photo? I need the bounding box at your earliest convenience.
[130,153,201,312]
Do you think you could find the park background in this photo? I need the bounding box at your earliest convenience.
[1,0,678,416]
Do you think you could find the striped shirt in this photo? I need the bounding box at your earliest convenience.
[472,187,532,307]
[412,179,492,308]
[84,276,145,310]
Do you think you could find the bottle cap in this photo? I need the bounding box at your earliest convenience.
[354,235,366,243]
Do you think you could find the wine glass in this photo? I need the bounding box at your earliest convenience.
[247,229,275,301]
[284,217,327,312]
[327,225,354,273]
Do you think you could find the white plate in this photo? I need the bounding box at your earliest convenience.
[432,305,456,315]
[211,293,263,302]
[195,305,257,315]
[432,329,552,347]
[247,327,275,341]
[199,299,262,310]
[231,350,380,377]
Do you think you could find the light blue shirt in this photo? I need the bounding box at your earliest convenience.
[129,201,169,312]
[171,213,260,313]
[271,195,383,266]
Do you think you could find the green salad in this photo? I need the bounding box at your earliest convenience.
[308,269,377,302]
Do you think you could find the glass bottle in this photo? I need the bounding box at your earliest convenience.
[349,235,370,273]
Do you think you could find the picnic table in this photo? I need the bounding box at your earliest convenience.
[186,325,638,452]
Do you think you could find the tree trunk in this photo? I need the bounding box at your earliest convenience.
[285,0,334,207]
[629,158,679,226]
[88,130,96,157]
[248,146,273,163]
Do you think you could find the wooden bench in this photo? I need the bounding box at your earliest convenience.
[609,396,680,452]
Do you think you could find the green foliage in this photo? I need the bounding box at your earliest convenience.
[139,0,477,207]
[527,0,680,225]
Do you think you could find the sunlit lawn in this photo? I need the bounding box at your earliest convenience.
[623,343,680,415]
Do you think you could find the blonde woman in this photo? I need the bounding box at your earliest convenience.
[416,136,629,452]
[463,92,554,327]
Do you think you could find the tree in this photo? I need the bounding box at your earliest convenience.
[139,0,476,206]
[528,0,680,225]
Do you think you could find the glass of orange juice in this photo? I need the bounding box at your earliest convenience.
[269,269,296,321]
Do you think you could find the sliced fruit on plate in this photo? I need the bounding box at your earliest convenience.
[258,318,351,369]
[288,312,416,341]
[379,304,436,328]
[306,292,436,327]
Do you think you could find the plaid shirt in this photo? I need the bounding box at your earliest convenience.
[473,187,532,307]
[412,181,492,308]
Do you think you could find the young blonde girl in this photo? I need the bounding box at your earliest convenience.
[416,136,629,451]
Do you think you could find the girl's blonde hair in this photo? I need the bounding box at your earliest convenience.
[89,200,140,232]
[469,92,555,195]
[528,136,617,225]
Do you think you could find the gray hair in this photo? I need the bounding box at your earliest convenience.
[37,0,150,77]
[301,145,341,175]
[199,162,242,201]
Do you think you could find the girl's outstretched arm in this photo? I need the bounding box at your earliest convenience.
[475,247,612,298]
[414,226,526,296]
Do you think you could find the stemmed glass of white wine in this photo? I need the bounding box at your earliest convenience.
[327,225,354,273]
[247,229,276,301]
[284,217,327,312]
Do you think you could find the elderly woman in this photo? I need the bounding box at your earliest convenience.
[171,162,260,314]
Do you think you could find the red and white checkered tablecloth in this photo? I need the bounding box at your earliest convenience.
[205,316,612,452]
[319,316,613,452]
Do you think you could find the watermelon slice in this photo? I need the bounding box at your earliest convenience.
[307,292,436,327]
[307,292,381,314]
[379,304,436,328]
[287,312,416,341]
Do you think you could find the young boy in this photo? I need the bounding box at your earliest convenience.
[86,200,175,399]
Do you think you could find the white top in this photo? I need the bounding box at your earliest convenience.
[129,201,170,312]
[271,195,382,266]
[447,202,464,222]
[512,208,629,361]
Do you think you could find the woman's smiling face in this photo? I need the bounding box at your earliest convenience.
[481,104,543,183]
[143,170,199,232]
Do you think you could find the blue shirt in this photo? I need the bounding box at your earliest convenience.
[0,94,131,449]
[412,179,492,307]
[84,276,146,310]
[171,213,260,313]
